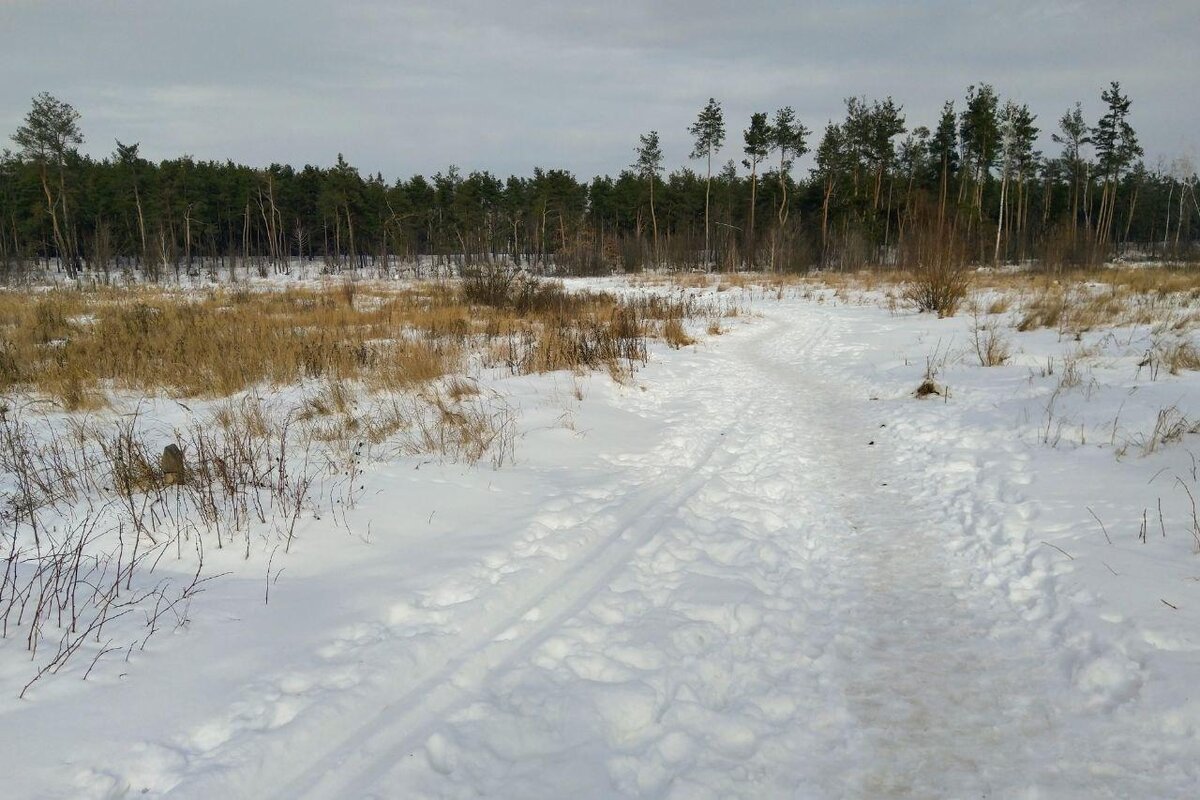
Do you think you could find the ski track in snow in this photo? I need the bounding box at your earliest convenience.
[77,300,1195,799]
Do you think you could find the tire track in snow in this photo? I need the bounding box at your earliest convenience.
[275,315,837,800]
[147,315,833,800]
[159,448,728,800]
[272,445,736,799]
[323,311,849,798]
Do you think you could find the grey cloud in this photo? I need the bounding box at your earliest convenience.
[1,0,1195,178]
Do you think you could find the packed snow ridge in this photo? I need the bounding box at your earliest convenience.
[5,279,1200,798]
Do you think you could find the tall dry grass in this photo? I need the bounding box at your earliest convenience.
[0,278,706,409]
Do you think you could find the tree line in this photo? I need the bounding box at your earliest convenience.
[1,83,1197,281]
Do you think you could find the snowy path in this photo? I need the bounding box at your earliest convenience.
[72,300,1194,798]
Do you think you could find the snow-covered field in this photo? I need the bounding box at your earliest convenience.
[4,277,1200,798]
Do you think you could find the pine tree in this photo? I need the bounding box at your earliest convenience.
[959,84,999,221]
[928,101,958,225]
[633,131,664,266]
[1051,102,1090,240]
[1009,104,1040,260]
[896,126,930,240]
[770,106,810,229]
[742,113,770,268]
[1092,81,1142,247]
[114,140,149,268]
[813,122,846,260]
[994,100,1019,264]
[689,99,725,268]
[864,98,905,211]
[0,82,1187,280]
[12,92,84,276]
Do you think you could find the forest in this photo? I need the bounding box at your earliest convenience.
[1,82,1196,281]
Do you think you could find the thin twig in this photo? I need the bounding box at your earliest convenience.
[1040,541,1075,560]
[1086,506,1113,545]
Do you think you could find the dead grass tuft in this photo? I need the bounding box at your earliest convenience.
[663,317,694,349]
[1165,341,1200,375]
[1016,289,1067,332]
[1140,406,1200,455]
[986,296,1012,315]
[915,379,943,398]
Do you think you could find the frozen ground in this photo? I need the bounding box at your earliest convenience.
[4,280,1200,798]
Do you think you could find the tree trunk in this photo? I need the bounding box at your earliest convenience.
[704,149,713,269]
[994,165,1009,266]
[37,166,70,277]
[56,160,77,276]
[747,165,757,270]
[134,184,148,269]
[649,175,659,268]
[821,178,833,263]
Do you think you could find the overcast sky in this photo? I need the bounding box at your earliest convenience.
[1,0,1196,179]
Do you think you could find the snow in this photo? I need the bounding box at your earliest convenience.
[4,278,1200,798]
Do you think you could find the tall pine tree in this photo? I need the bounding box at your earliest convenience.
[689,99,725,268]
[742,112,771,269]
[633,131,664,266]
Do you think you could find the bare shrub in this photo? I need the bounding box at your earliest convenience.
[972,312,1011,367]
[461,264,516,307]
[0,410,213,697]
[896,200,970,317]
[903,261,970,317]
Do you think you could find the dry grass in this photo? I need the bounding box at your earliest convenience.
[960,266,1200,335]
[0,372,530,691]
[0,274,714,692]
[1166,341,1200,375]
[986,296,1012,315]
[1059,350,1084,389]
[297,379,357,420]
[0,286,459,407]
[1011,280,1200,335]
[725,264,1200,335]
[1016,289,1068,332]
[0,278,700,409]
[630,272,716,290]
[444,375,481,401]
[1139,406,1200,456]
[663,317,694,348]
